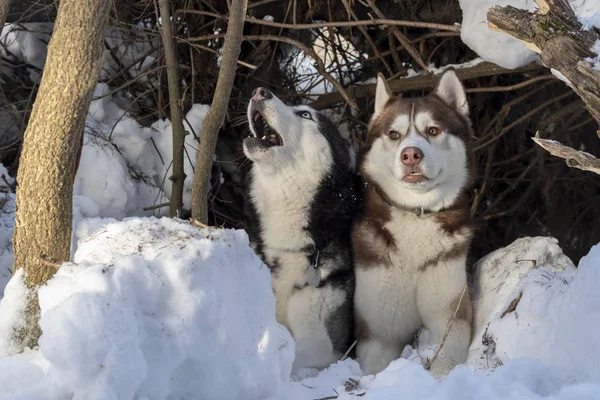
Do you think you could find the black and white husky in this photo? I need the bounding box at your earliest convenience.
[242,88,359,373]
[352,70,475,377]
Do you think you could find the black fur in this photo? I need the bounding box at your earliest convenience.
[243,110,361,357]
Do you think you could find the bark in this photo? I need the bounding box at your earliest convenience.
[12,0,111,348]
[532,134,600,175]
[487,0,600,129]
[159,0,186,218]
[0,0,10,30]
[191,0,247,224]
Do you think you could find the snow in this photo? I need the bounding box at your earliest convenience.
[2,226,600,399]
[0,218,294,400]
[458,0,600,69]
[458,0,539,69]
[572,0,600,30]
[587,40,600,71]
[0,23,52,81]
[551,68,571,84]
[0,164,15,298]
[79,84,209,221]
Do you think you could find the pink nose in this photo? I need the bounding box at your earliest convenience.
[401,147,424,166]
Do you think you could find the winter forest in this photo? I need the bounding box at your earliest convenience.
[0,0,600,398]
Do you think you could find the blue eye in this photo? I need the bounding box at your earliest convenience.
[297,111,313,120]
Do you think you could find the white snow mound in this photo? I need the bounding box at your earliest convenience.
[458,0,539,69]
[470,237,600,383]
[0,217,294,400]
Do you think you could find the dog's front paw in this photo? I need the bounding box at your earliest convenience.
[426,356,458,380]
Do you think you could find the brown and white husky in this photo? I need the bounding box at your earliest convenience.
[352,70,475,377]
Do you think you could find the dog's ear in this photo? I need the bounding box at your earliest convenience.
[374,73,393,117]
[433,70,469,118]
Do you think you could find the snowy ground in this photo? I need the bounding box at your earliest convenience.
[0,215,599,399]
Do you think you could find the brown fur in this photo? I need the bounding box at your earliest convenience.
[451,289,473,332]
[352,185,395,269]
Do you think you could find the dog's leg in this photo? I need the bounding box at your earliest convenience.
[416,258,472,378]
[356,337,402,375]
[287,287,343,373]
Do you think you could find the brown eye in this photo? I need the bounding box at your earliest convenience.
[388,131,400,140]
[428,127,440,136]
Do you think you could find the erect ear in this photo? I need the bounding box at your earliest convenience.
[433,70,469,118]
[374,73,393,117]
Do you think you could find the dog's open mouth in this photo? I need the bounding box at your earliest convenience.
[252,112,283,147]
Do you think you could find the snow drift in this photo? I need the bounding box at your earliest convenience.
[2,219,600,399]
[0,218,294,400]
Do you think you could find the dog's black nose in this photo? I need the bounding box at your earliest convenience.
[252,87,273,100]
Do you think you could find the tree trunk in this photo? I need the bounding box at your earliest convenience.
[159,0,186,218]
[0,0,11,30]
[191,0,247,224]
[12,0,111,348]
[488,0,600,175]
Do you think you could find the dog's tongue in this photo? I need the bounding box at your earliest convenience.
[268,135,278,145]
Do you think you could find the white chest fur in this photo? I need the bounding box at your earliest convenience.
[250,165,324,253]
[249,165,325,327]
[355,208,471,341]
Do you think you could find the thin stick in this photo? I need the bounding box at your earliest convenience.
[178,9,462,32]
[365,0,428,71]
[243,34,358,109]
[341,339,357,361]
[191,219,212,229]
[425,284,468,370]
[466,75,555,93]
[143,202,171,211]
[184,41,258,70]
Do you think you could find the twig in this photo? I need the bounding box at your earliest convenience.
[191,219,213,229]
[340,0,393,76]
[466,75,555,93]
[40,255,62,269]
[143,202,170,211]
[424,284,468,370]
[182,33,357,109]
[310,61,543,110]
[474,91,573,151]
[341,339,357,361]
[184,41,257,70]
[500,292,523,318]
[178,9,462,32]
[365,0,428,71]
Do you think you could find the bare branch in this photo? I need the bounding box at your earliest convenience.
[365,0,428,71]
[532,133,600,175]
[178,9,462,32]
[310,61,544,110]
[158,0,187,218]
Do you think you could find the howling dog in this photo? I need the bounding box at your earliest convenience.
[353,70,474,377]
[243,87,359,373]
